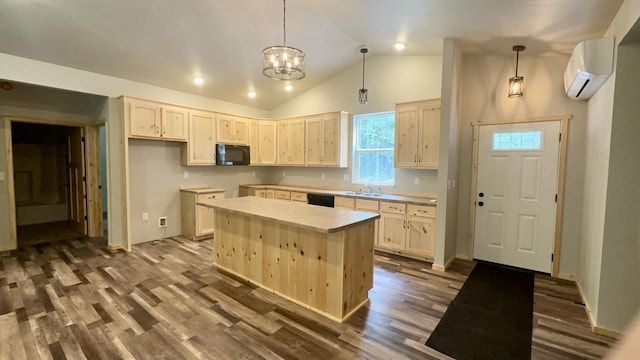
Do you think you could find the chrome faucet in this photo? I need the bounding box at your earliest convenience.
[365,183,372,193]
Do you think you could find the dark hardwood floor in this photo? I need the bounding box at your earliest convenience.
[0,236,615,359]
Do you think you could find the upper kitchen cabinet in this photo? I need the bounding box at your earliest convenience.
[248,119,277,165]
[126,97,188,141]
[217,114,249,145]
[395,99,440,169]
[182,110,217,166]
[305,111,349,167]
[277,119,305,165]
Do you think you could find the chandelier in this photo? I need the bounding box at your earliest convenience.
[262,0,306,80]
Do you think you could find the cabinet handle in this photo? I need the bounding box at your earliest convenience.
[414,154,417,162]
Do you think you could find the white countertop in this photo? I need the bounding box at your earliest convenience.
[198,196,379,233]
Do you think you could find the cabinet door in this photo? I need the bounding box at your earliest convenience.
[321,114,342,166]
[334,196,355,209]
[418,106,440,168]
[406,216,435,256]
[233,118,249,145]
[196,192,225,236]
[161,106,188,141]
[216,114,235,143]
[275,190,290,201]
[277,121,291,164]
[395,106,420,167]
[187,111,216,165]
[378,212,406,251]
[258,121,277,164]
[130,100,161,138]
[249,120,260,164]
[290,120,306,165]
[305,117,323,166]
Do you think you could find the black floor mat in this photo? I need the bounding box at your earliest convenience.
[425,261,534,360]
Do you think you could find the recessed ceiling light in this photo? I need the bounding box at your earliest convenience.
[248,91,257,98]
[193,76,204,85]
[394,42,406,50]
[284,84,293,92]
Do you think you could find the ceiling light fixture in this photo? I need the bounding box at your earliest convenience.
[508,45,525,98]
[262,0,305,81]
[248,91,257,98]
[193,76,204,85]
[394,42,406,50]
[284,84,293,92]
[359,47,368,104]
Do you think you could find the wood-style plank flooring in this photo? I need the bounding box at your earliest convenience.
[0,236,616,359]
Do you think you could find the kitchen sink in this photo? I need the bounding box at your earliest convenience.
[344,191,381,197]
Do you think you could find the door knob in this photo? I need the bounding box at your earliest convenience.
[478,201,484,206]
[479,192,484,197]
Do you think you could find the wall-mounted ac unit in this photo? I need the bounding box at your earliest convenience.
[564,37,614,100]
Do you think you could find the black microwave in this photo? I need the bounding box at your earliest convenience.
[216,143,250,165]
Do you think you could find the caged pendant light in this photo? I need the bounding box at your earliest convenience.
[359,47,368,104]
[508,45,525,98]
[262,0,306,81]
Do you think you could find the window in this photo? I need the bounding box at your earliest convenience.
[353,111,395,184]
[492,130,542,151]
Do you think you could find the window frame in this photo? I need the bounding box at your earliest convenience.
[352,111,395,186]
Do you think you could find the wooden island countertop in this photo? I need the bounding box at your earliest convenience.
[198,196,378,322]
[198,196,379,233]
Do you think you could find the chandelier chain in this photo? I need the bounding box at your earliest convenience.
[283,0,287,46]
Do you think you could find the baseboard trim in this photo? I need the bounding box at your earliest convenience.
[575,280,622,339]
[558,273,576,281]
[432,255,456,272]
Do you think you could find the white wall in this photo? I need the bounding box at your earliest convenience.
[456,54,588,277]
[434,39,463,268]
[128,140,272,243]
[579,0,640,333]
[266,55,443,195]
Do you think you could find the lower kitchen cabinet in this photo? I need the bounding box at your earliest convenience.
[378,201,436,259]
[180,188,225,240]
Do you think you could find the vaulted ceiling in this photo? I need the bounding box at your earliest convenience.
[0,0,624,110]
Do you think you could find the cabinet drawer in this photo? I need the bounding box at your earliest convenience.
[335,196,355,209]
[197,192,225,202]
[407,204,436,218]
[380,201,406,215]
[290,191,307,202]
[355,198,379,211]
[275,190,291,200]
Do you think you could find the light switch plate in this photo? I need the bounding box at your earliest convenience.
[282,171,286,177]
[183,171,189,179]
[414,177,420,185]
[343,174,349,181]
[142,213,149,221]
[252,171,256,177]
[321,173,326,180]
[0,172,4,181]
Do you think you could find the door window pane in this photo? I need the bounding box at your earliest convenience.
[493,130,542,150]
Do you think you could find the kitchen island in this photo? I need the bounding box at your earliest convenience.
[198,196,379,322]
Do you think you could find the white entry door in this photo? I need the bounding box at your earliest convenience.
[474,121,560,273]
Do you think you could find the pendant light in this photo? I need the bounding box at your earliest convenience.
[508,45,525,98]
[359,48,368,104]
[262,0,305,81]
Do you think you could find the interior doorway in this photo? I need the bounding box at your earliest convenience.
[5,118,106,247]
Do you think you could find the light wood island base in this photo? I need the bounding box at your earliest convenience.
[204,197,378,322]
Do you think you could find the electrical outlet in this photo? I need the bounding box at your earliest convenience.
[321,173,325,180]
[343,174,349,181]
[282,171,286,177]
[142,213,149,221]
[0,172,4,181]
[452,179,456,189]
[252,171,256,177]
[414,177,420,185]
[158,217,167,228]
[447,180,452,190]
[183,171,189,179]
